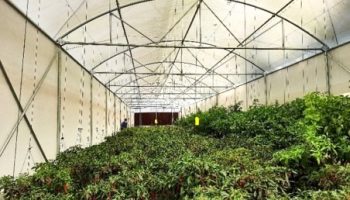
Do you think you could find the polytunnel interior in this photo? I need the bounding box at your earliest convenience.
[1,0,350,178]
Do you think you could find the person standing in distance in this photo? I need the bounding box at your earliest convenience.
[121,118,128,130]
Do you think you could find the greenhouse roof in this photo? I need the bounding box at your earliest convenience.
[9,0,350,109]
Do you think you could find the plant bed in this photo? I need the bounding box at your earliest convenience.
[1,93,350,199]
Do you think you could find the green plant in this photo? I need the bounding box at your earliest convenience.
[2,93,350,199]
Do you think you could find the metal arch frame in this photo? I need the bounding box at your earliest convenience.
[172,0,330,102]
[96,60,259,85]
[116,82,216,100]
[58,0,330,50]
[103,48,177,85]
[169,0,298,102]
[53,0,331,109]
[201,0,242,45]
[227,0,329,50]
[110,73,223,93]
[57,0,154,40]
[120,95,215,99]
[62,0,265,76]
[123,97,202,100]
[116,82,220,99]
[95,71,262,76]
[115,0,141,98]
[62,42,323,50]
[116,92,215,95]
[79,40,267,73]
[150,0,203,97]
[112,85,232,89]
[110,13,154,43]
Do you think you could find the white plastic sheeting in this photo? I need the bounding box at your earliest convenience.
[0,0,131,176]
[8,0,350,109]
[182,42,350,115]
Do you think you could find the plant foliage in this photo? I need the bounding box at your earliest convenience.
[1,93,350,199]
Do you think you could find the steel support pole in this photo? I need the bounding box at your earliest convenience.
[105,89,108,136]
[113,95,116,134]
[119,102,122,131]
[89,74,93,146]
[264,73,268,105]
[234,88,237,105]
[57,49,62,154]
[325,51,331,95]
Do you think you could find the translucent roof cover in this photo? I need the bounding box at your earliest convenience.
[10,0,350,109]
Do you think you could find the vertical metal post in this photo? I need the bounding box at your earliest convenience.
[234,88,237,105]
[264,73,268,105]
[119,101,122,131]
[89,74,93,146]
[105,89,108,136]
[113,95,116,134]
[57,49,62,154]
[325,51,331,95]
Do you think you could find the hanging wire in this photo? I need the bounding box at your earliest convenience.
[20,138,34,174]
[28,0,41,171]
[96,85,101,142]
[59,0,73,153]
[75,0,89,147]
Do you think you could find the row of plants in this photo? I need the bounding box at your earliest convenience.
[1,93,350,199]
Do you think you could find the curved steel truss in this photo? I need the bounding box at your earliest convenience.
[12,0,341,109]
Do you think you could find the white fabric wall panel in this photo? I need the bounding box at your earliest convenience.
[183,43,350,115]
[235,86,246,110]
[218,89,235,107]
[129,108,134,127]
[106,91,116,135]
[286,64,305,102]
[0,72,22,176]
[303,56,328,94]
[12,123,44,176]
[218,89,230,107]
[120,103,126,122]
[202,99,209,111]
[115,98,121,131]
[198,101,204,111]
[29,57,58,160]
[0,0,58,176]
[329,44,350,95]
[0,1,131,176]
[246,78,266,106]
[60,57,87,149]
[267,70,286,105]
[92,80,107,145]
